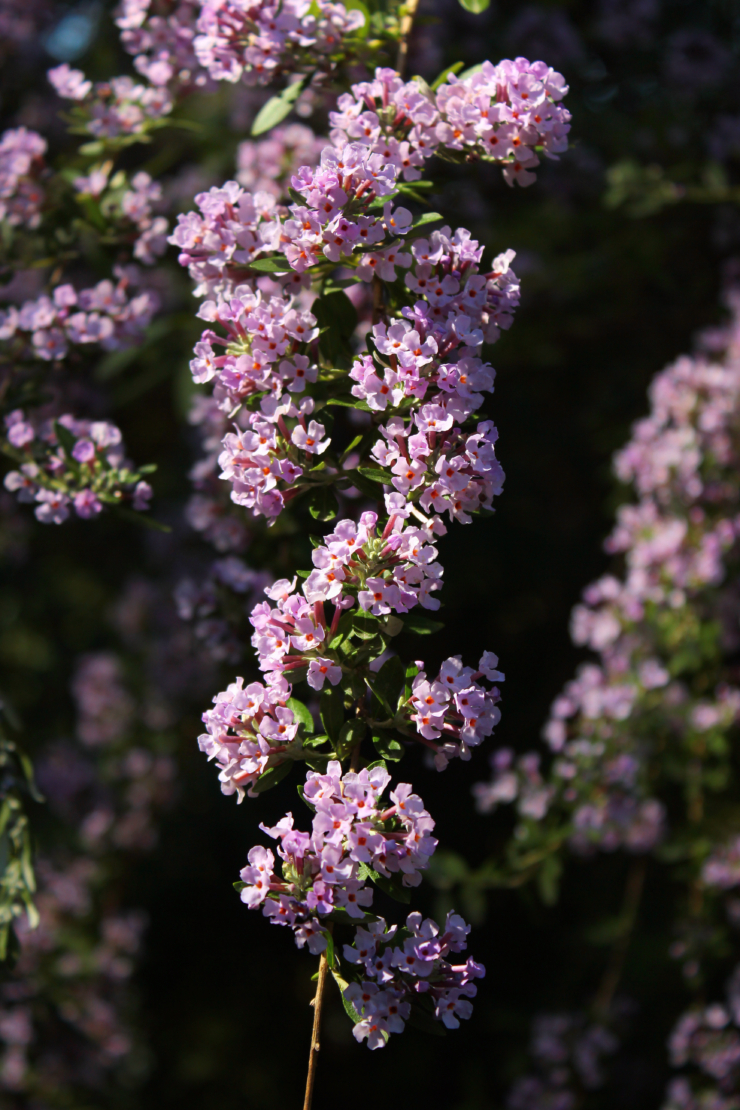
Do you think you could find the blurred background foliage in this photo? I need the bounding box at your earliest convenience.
[3,0,740,1105]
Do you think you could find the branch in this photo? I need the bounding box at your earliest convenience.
[396,0,421,78]
[303,941,331,1110]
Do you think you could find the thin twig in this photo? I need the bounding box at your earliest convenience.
[592,858,647,1019]
[396,0,421,79]
[302,944,331,1110]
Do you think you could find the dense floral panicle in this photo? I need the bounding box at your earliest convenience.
[169,181,283,296]
[0,126,47,228]
[198,672,297,800]
[330,61,571,188]
[247,516,446,674]
[342,912,484,1047]
[0,273,159,361]
[48,64,173,139]
[193,0,365,87]
[237,124,325,197]
[116,0,214,92]
[3,410,153,524]
[402,653,503,768]
[237,763,437,945]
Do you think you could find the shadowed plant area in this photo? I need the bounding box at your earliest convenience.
[1,0,740,1108]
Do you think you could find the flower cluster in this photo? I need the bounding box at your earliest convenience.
[175,555,271,663]
[178,55,557,1058]
[403,653,503,768]
[116,0,214,93]
[667,973,740,1107]
[185,395,251,551]
[237,123,325,198]
[474,289,740,860]
[198,672,297,800]
[3,410,154,524]
[0,275,159,361]
[48,64,173,140]
[250,514,445,669]
[341,911,484,1048]
[0,126,46,229]
[330,61,571,187]
[169,182,282,296]
[118,171,170,264]
[0,641,177,1100]
[507,1012,619,1110]
[193,0,365,87]
[239,760,436,938]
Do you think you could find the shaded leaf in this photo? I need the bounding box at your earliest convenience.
[253,759,294,793]
[287,697,314,734]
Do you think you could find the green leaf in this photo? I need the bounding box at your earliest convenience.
[332,970,363,1025]
[248,254,290,273]
[402,613,444,635]
[316,293,357,341]
[308,486,339,521]
[233,880,247,892]
[320,686,344,742]
[457,0,490,12]
[302,733,330,750]
[356,466,393,485]
[430,61,465,90]
[287,698,314,734]
[53,420,77,458]
[253,759,294,793]
[373,655,406,711]
[371,732,403,761]
[338,718,366,755]
[458,63,483,80]
[350,610,381,640]
[358,862,412,903]
[251,77,308,136]
[411,211,443,230]
[537,853,562,907]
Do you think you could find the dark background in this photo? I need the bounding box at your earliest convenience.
[2,0,739,1104]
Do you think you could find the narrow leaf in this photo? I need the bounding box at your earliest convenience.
[251,77,308,136]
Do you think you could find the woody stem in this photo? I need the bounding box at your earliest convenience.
[396,0,421,77]
[302,942,331,1110]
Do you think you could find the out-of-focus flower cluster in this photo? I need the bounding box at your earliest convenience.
[665,968,740,1110]
[507,1011,619,1110]
[0,274,159,361]
[3,410,154,524]
[237,123,325,197]
[474,289,740,860]
[116,0,214,94]
[49,64,173,141]
[0,651,175,1097]
[193,0,365,87]
[0,127,47,229]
